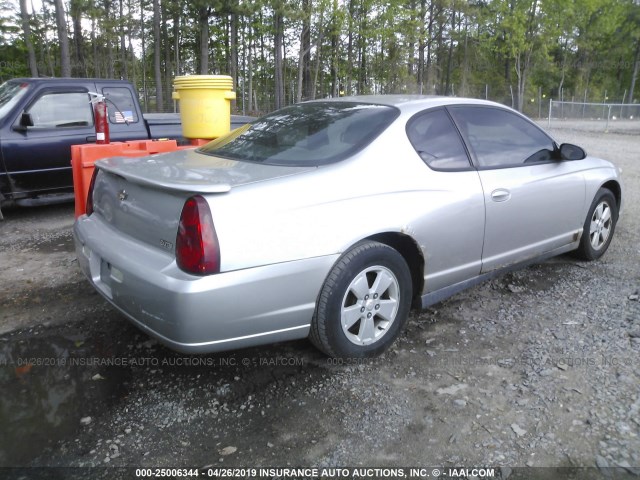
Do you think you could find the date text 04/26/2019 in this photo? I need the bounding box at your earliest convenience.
[133,467,497,479]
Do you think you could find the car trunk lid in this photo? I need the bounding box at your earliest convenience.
[91,149,315,254]
[96,148,314,193]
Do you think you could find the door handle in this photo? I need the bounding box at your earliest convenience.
[86,135,97,142]
[491,188,511,202]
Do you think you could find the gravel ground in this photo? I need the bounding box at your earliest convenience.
[0,127,638,479]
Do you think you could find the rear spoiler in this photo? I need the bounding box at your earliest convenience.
[96,155,232,194]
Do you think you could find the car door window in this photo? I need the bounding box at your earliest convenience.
[406,108,471,170]
[27,92,93,128]
[449,106,555,168]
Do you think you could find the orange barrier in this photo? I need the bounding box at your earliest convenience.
[72,140,180,218]
[72,138,213,218]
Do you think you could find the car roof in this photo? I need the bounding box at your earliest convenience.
[303,94,553,143]
[309,94,504,109]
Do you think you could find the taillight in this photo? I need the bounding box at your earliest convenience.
[176,195,220,275]
[86,168,98,216]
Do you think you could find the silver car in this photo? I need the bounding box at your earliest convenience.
[73,96,622,358]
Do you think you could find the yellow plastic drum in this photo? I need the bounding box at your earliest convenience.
[172,75,236,139]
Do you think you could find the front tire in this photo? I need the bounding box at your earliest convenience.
[310,241,412,358]
[574,188,618,261]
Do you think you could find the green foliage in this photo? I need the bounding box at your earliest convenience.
[1,0,638,112]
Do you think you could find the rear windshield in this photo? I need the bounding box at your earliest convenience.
[102,86,139,123]
[198,102,399,166]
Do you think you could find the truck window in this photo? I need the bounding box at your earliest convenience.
[0,81,31,120]
[27,92,94,128]
[102,87,139,124]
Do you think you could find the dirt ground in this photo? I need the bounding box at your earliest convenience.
[0,126,639,480]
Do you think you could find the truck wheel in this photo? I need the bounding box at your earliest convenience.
[310,241,412,358]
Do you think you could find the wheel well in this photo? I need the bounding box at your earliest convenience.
[367,232,424,310]
[601,180,621,212]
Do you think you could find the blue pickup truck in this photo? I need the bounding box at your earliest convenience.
[0,78,253,218]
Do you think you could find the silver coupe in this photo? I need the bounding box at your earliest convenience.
[73,96,622,358]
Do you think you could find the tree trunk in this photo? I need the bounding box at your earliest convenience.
[153,0,164,111]
[127,0,136,82]
[104,0,114,78]
[54,0,71,77]
[425,1,433,94]
[444,7,456,95]
[407,0,416,79]
[330,0,339,97]
[283,31,289,104]
[515,54,524,111]
[260,12,266,111]
[173,5,181,76]
[248,25,254,112]
[514,48,533,112]
[92,3,99,77]
[71,0,86,76]
[346,0,355,95]
[514,0,539,112]
[119,0,128,79]
[274,9,284,110]
[629,39,640,104]
[161,0,171,111]
[503,4,513,89]
[311,8,324,100]
[198,7,210,74]
[140,3,147,111]
[38,0,55,76]
[230,10,239,111]
[417,0,426,93]
[558,39,568,100]
[357,1,367,94]
[19,0,38,77]
[301,0,312,101]
[436,7,445,94]
[296,36,305,103]
[461,15,469,96]
[241,19,247,113]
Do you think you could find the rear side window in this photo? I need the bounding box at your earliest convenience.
[449,106,555,168]
[406,108,471,170]
[102,87,139,124]
[199,102,399,166]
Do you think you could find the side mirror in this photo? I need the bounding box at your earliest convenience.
[559,143,586,161]
[20,112,35,127]
[13,112,34,132]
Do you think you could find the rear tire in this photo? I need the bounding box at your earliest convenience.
[573,188,618,261]
[310,241,412,358]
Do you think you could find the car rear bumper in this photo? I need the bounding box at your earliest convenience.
[74,215,338,353]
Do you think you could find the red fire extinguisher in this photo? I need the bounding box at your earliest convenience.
[89,92,110,144]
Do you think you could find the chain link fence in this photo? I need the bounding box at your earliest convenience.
[547,100,640,134]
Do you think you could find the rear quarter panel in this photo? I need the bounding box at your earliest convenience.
[206,122,484,291]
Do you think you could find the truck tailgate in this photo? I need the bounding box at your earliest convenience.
[143,113,182,140]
